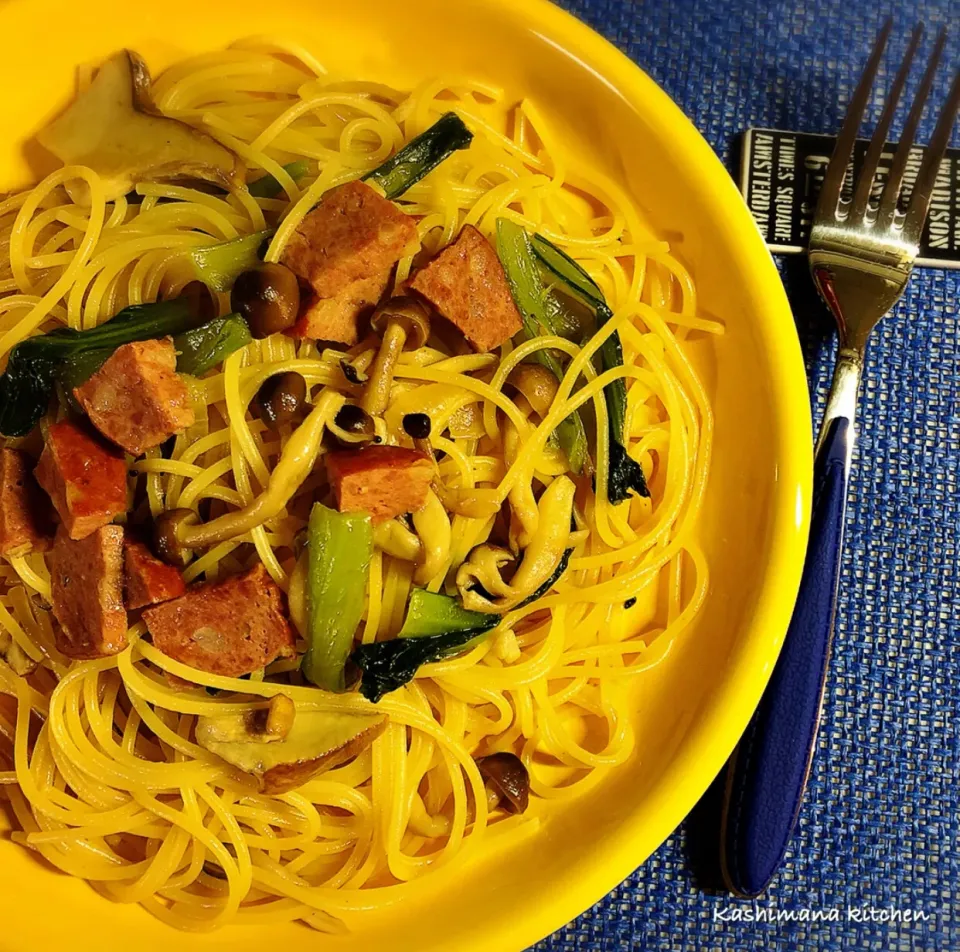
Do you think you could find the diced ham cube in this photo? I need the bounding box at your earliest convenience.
[0,448,53,557]
[326,445,433,524]
[74,338,194,456]
[294,279,388,346]
[281,180,418,344]
[49,525,127,659]
[124,539,186,610]
[408,224,522,352]
[142,563,296,678]
[34,420,128,541]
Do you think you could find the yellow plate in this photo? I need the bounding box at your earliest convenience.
[0,0,812,948]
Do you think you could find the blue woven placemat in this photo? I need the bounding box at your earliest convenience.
[535,2,960,950]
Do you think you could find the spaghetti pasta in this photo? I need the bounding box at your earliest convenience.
[0,40,718,932]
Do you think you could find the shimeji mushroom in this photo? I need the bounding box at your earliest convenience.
[476,752,530,814]
[149,389,346,555]
[255,373,307,430]
[329,403,378,447]
[37,50,243,204]
[361,297,431,417]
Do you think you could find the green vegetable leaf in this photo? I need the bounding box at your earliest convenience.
[531,234,649,502]
[248,160,311,199]
[398,589,498,638]
[352,626,496,703]
[0,355,60,439]
[364,112,473,200]
[531,235,605,305]
[351,588,498,702]
[495,218,589,474]
[185,230,272,292]
[0,297,205,438]
[301,503,373,693]
[351,566,588,703]
[350,553,576,703]
[174,313,252,377]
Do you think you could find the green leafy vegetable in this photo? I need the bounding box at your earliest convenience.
[495,218,589,474]
[531,234,649,502]
[352,627,495,703]
[364,112,473,200]
[351,590,498,703]
[0,297,205,438]
[185,230,272,292]
[174,313,252,377]
[532,235,604,304]
[397,589,498,638]
[351,558,574,703]
[301,503,373,693]
[248,161,310,199]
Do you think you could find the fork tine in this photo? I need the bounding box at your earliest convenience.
[877,28,947,228]
[903,65,960,242]
[850,24,923,220]
[816,20,892,221]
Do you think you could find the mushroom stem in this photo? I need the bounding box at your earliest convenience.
[361,320,407,416]
[412,436,434,459]
[363,297,431,417]
[503,415,538,549]
[373,520,423,562]
[411,489,451,586]
[264,694,296,738]
[176,390,344,550]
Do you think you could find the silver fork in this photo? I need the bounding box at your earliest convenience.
[721,22,960,898]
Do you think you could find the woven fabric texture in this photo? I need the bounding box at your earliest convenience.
[534,1,960,950]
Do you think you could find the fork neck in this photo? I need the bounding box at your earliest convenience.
[815,347,863,464]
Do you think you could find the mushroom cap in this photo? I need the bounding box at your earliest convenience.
[152,508,200,567]
[369,296,431,349]
[36,50,243,204]
[477,752,530,813]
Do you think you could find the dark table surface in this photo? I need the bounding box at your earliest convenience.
[534,1,960,950]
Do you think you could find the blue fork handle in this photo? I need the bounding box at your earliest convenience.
[720,415,850,897]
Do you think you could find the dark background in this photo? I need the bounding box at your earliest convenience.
[534,1,960,950]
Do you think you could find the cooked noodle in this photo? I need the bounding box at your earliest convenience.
[0,39,717,932]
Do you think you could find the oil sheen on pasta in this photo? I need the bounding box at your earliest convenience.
[0,39,717,933]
